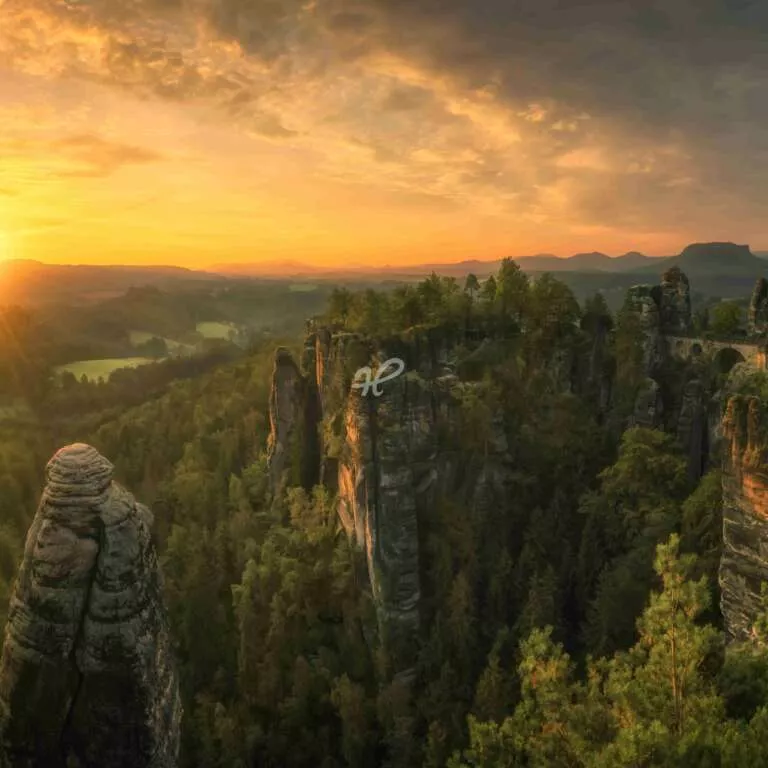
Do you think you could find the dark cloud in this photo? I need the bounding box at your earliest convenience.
[337,0,768,136]
[203,0,307,60]
[326,11,376,33]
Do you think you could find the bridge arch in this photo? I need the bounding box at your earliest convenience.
[714,346,746,374]
[691,342,703,357]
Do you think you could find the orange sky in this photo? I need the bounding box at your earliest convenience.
[0,0,764,269]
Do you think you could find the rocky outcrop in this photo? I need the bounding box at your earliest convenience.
[749,277,768,337]
[633,377,664,429]
[625,268,692,374]
[267,347,307,493]
[0,443,181,767]
[659,267,692,335]
[625,284,665,378]
[720,397,768,642]
[676,378,707,481]
[270,326,515,679]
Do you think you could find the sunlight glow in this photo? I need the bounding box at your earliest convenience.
[0,232,11,261]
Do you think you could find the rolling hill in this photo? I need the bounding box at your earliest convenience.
[0,260,226,305]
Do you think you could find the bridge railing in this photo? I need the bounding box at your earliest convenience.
[666,331,761,346]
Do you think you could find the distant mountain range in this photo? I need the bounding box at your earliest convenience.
[211,243,767,280]
[211,252,659,279]
[2,242,766,307]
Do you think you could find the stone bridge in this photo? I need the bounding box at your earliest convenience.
[667,335,768,371]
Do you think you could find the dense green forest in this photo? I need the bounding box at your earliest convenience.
[1,261,767,766]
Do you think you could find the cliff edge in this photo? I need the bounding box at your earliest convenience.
[720,397,768,642]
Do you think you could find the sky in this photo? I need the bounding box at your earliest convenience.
[0,0,766,269]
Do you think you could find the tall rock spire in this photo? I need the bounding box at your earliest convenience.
[0,443,182,767]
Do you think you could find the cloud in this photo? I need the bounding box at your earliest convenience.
[0,133,165,179]
[52,134,165,176]
[2,0,768,243]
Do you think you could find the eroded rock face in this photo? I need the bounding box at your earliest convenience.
[720,397,768,642]
[659,267,692,334]
[633,377,664,429]
[267,347,307,493]
[309,329,513,679]
[0,443,181,767]
[625,284,665,377]
[749,277,768,337]
[676,378,707,481]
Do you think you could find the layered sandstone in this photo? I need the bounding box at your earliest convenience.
[720,396,768,642]
[269,326,515,679]
[0,443,181,767]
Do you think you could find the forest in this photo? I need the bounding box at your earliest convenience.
[0,261,767,766]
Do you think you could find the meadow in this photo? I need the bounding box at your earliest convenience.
[195,321,238,339]
[55,357,157,381]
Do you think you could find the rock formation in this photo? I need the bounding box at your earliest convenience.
[749,277,768,337]
[267,347,308,493]
[625,269,696,435]
[624,284,664,378]
[268,327,514,679]
[625,268,692,375]
[720,396,768,642]
[676,377,707,481]
[659,266,692,335]
[633,377,664,429]
[0,443,181,767]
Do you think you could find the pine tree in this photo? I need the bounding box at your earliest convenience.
[599,534,724,764]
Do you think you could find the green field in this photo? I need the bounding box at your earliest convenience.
[196,321,237,339]
[289,283,318,292]
[129,330,195,355]
[55,357,157,382]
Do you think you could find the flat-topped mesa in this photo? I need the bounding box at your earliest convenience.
[720,397,768,643]
[0,443,181,767]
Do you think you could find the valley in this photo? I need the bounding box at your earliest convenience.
[0,244,768,765]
